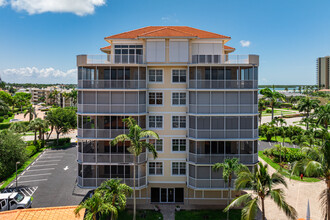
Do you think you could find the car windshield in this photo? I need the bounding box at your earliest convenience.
[14,193,24,202]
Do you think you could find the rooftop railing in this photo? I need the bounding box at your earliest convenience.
[191,54,258,65]
[84,54,144,65]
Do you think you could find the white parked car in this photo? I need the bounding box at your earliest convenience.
[0,192,32,211]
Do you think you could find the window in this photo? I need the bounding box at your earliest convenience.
[149,69,163,83]
[114,45,143,64]
[149,162,163,175]
[172,139,186,152]
[172,93,186,105]
[149,116,163,128]
[149,92,163,105]
[172,116,186,129]
[172,70,186,83]
[172,162,186,175]
[150,139,163,152]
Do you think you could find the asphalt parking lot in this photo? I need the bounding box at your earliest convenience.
[3,144,89,208]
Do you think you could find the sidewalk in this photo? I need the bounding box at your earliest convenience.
[258,157,326,220]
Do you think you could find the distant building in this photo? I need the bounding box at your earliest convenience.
[30,87,75,107]
[317,56,330,89]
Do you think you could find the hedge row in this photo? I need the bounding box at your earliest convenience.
[0,121,29,130]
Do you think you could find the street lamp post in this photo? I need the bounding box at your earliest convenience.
[15,161,20,191]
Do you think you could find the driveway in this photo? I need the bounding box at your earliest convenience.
[2,144,89,208]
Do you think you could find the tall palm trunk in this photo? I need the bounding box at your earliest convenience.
[227,179,231,220]
[133,155,136,220]
[271,104,274,120]
[34,130,37,145]
[327,178,330,220]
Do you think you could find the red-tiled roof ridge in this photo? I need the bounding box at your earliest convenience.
[105,26,231,39]
[224,45,235,50]
[139,26,197,37]
[101,45,111,50]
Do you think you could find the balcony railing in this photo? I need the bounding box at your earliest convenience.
[77,152,147,164]
[78,129,128,139]
[191,54,258,65]
[188,177,227,189]
[189,104,257,114]
[188,80,257,89]
[78,104,147,114]
[188,129,258,139]
[188,153,258,164]
[77,176,147,188]
[84,54,144,65]
[78,80,147,89]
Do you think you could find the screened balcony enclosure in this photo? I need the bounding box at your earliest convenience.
[189,91,258,114]
[78,66,146,89]
[78,91,146,114]
[188,66,258,89]
[77,115,146,139]
[188,140,258,164]
[77,164,147,188]
[77,140,147,164]
[188,116,258,139]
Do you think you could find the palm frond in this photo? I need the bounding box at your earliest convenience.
[319,188,329,219]
[141,142,158,159]
[223,193,253,212]
[304,160,323,177]
[139,130,159,139]
[122,117,137,128]
[241,197,258,220]
[270,188,297,220]
[111,134,130,146]
[271,172,287,188]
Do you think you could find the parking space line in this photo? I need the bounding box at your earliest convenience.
[19,179,48,183]
[26,168,55,172]
[41,156,63,158]
[20,173,51,178]
[36,160,61,163]
[32,164,58,167]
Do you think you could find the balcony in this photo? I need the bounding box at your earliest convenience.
[188,129,258,139]
[188,80,257,89]
[188,153,258,164]
[77,54,144,65]
[188,177,227,189]
[191,54,259,65]
[77,104,147,114]
[78,80,147,89]
[77,152,147,164]
[77,176,147,188]
[189,104,257,114]
[78,129,128,139]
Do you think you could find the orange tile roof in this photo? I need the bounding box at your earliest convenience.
[105,26,230,39]
[0,206,85,220]
[101,45,111,50]
[224,45,235,50]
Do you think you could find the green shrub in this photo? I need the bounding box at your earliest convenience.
[3,115,8,120]
[0,117,4,123]
[281,103,293,108]
[26,145,38,157]
[7,112,13,117]
[265,109,272,113]
[46,138,71,146]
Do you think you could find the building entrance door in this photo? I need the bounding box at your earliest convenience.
[151,188,184,203]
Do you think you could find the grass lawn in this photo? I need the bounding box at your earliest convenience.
[2,115,15,123]
[117,210,163,220]
[175,209,241,220]
[0,148,45,190]
[258,151,320,182]
[259,136,291,143]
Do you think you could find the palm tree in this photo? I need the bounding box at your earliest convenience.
[260,87,286,120]
[96,179,132,220]
[315,103,330,130]
[291,141,330,219]
[9,122,27,134]
[292,134,307,147]
[111,117,159,220]
[74,192,116,220]
[70,89,77,106]
[0,98,9,113]
[29,118,44,146]
[225,162,297,220]
[24,105,37,121]
[297,96,319,130]
[213,158,245,220]
[258,99,266,126]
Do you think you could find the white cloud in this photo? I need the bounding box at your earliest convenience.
[1,67,77,84]
[161,14,179,23]
[240,40,251,47]
[0,0,7,6]
[9,0,106,16]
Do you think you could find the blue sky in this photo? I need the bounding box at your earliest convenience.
[0,0,329,84]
